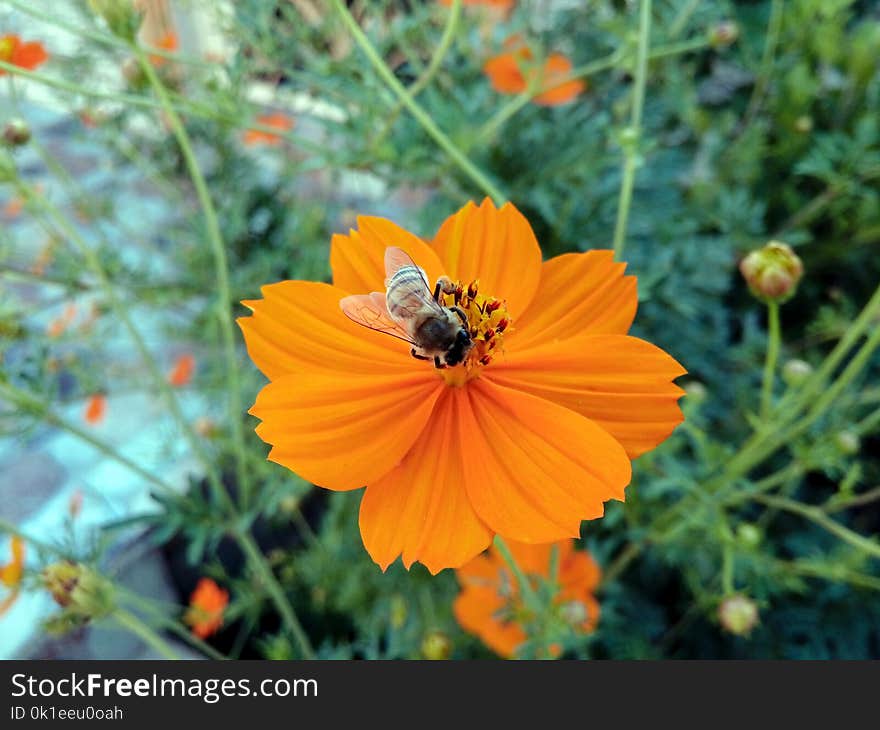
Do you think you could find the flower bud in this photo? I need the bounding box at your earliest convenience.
[718,594,759,637]
[736,523,762,548]
[739,241,804,303]
[42,561,114,621]
[421,630,452,660]
[835,430,860,455]
[2,118,31,147]
[88,0,141,41]
[709,21,739,49]
[794,115,813,134]
[560,599,588,626]
[121,57,148,90]
[389,594,407,630]
[684,381,707,405]
[782,359,813,387]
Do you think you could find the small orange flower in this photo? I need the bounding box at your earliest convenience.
[148,32,178,67]
[239,199,685,574]
[2,196,24,220]
[84,393,107,425]
[0,35,48,74]
[440,0,514,11]
[0,536,25,617]
[454,539,600,658]
[185,578,228,639]
[483,37,584,106]
[242,113,295,146]
[168,353,196,387]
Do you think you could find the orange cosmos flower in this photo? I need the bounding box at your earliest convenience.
[0,35,48,75]
[440,0,514,11]
[454,539,600,658]
[483,37,584,106]
[0,536,25,617]
[242,113,295,146]
[185,578,228,638]
[239,199,685,574]
[168,353,196,387]
[84,393,107,425]
[148,32,178,67]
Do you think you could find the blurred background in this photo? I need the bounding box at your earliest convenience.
[1,0,879,659]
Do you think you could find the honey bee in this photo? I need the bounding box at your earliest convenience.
[340,247,473,368]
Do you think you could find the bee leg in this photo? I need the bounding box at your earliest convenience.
[410,348,431,361]
[432,281,443,303]
[434,356,446,369]
[452,306,468,326]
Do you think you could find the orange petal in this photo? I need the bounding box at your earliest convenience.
[512,251,637,349]
[488,334,686,458]
[533,54,584,106]
[14,40,49,71]
[359,388,492,574]
[458,378,631,543]
[453,585,524,658]
[483,52,527,94]
[330,216,445,295]
[251,370,442,492]
[560,549,601,594]
[238,281,413,380]
[432,200,542,319]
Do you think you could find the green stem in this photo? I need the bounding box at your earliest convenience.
[742,0,785,129]
[612,0,652,260]
[0,382,176,495]
[372,0,462,147]
[113,608,181,660]
[493,535,540,610]
[752,494,880,560]
[236,530,316,659]
[12,181,232,512]
[760,301,781,419]
[0,61,320,154]
[328,0,505,204]
[0,518,58,554]
[134,46,250,509]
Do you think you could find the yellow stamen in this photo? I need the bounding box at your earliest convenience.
[437,277,512,386]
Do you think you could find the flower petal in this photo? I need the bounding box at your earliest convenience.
[458,379,631,543]
[512,251,637,349]
[453,585,524,658]
[359,388,492,574]
[483,52,527,94]
[533,54,585,106]
[432,200,542,319]
[238,281,412,380]
[330,216,444,295]
[251,370,442,491]
[488,335,686,458]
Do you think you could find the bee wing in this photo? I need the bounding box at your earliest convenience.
[384,246,430,289]
[339,292,417,345]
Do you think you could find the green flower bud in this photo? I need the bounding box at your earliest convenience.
[42,562,115,621]
[718,594,759,637]
[421,630,452,660]
[709,21,739,49]
[2,118,31,147]
[684,381,708,405]
[739,241,804,304]
[835,430,860,456]
[794,116,813,134]
[782,359,813,387]
[736,523,762,548]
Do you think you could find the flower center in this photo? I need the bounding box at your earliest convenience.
[0,38,14,63]
[436,277,511,385]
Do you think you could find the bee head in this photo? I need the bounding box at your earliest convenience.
[443,328,473,367]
